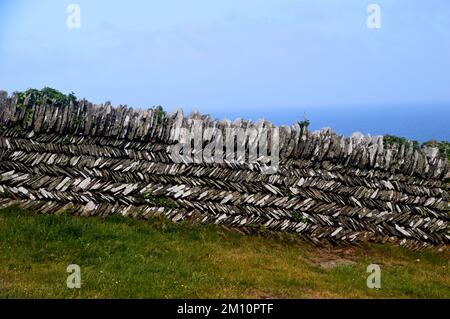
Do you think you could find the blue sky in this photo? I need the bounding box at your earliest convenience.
[0,0,449,141]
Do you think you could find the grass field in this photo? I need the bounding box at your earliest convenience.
[0,205,449,299]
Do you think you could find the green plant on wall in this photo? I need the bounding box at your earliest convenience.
[383,134,420,151]
[289,211,309,224]
[423,140,450,161]
[67,113,83,135]
[14,87,77,109]
[384,135,449,161]
[153,105,167,131]
[297,114,310,139]
[13,88,78,132]
[153,105,166,119]
[14,108,34,132]
[141,192,177,209]
[61,135,72,145]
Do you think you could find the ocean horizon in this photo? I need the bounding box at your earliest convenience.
[192,104,450,143]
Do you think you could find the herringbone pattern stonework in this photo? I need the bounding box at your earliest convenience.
[0,90,448,248]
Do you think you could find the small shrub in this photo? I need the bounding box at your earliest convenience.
[15,87,77,109]
[297,117,310,139]
[13,88,78,132]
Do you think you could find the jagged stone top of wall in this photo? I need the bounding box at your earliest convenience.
[0,90,448,180]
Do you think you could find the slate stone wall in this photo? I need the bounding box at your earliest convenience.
[0,90,448,247]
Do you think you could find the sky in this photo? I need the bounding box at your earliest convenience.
[0,0,449,141]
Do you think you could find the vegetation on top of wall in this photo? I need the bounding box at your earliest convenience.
[422,140,450,161]
[383,134,420,151]
[153,105,166,121]
[383,134,449,161]
[12,88,75,132]
[14,87,77,109]
[297,117,310,139]
[153,105,167,131]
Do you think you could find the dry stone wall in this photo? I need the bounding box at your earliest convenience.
[0,90,448,248]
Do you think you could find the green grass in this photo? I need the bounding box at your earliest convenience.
[0,205,449,299]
